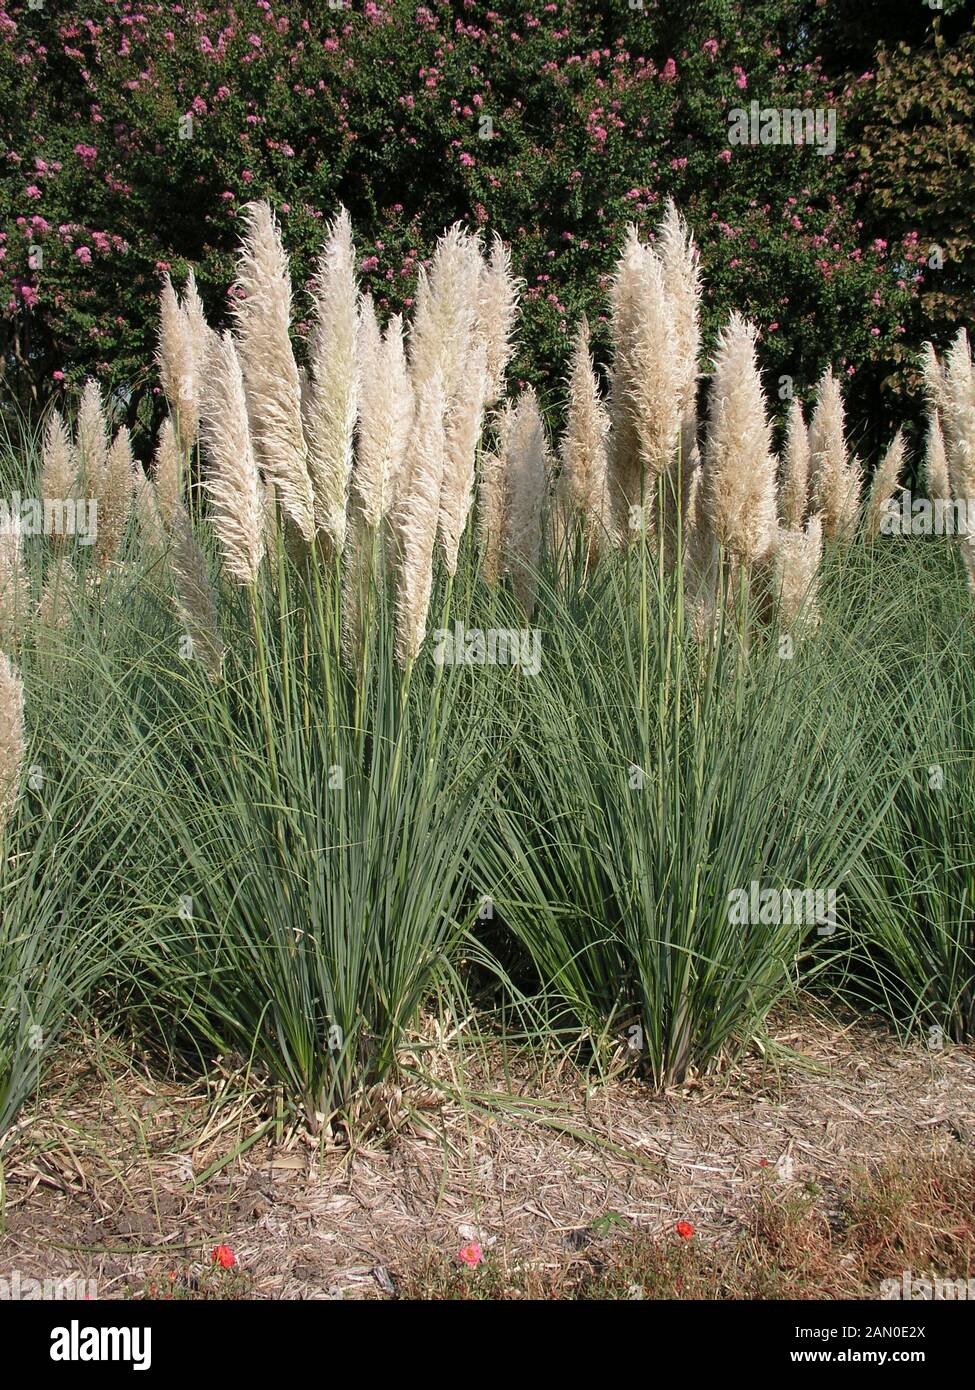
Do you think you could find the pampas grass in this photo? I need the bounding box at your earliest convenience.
[94,425,135,569]
[556,316,611,562]
[503,387,548,614]
[354,303,412,527]
[305,207,360,552]
[199,331,265,587]
[774,514,823,633]
[944,330,975,505]
[39,412,77,542]
[865,429,907,540]
[608,228,680,537]
[232,201,315,542]
[779,397,810,530]
[0,518,28,648]
[477,401,515,587]
[439,337,488,577]
[810,368,861,542]
[701,313,777,572]
[391,369,446,665]
[76,377,109,500]
[478,234,520,407]
[0,652,23,837]
[925,413,951,504]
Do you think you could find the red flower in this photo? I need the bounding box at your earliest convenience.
[458,1242,483,1267]
[212,1244,236,1269]
[675,1221,694,1240]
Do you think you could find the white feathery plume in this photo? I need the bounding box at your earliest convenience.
[478,401,516,586]
[503,387,548,614]
[76,377,109,500]
[925,412,951,503]
[231,201,315,542]
[353,297,413,529]
[151,416,183,530]
[95,426,135,568]
[0,517,28,648]
[920,341,947,421]
[0,652,24,837]
[944,329,975,506]
[408,224,481,411]
[391,369,446,665]
[657,199,701,423]
[608,227,680,537]
[774,513,823,633]
[701,313,778,570]
[865,429,907,540]
[779,397,810,531]
[478,234,520,406]
[305,206,360,550]
[557,316,611,557]
[439,336,488,576]
[199,331,265,586]
[809,368,860,542]
[156,275,199,454]
[40,411,78,545]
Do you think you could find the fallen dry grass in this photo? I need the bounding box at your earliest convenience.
[0,1000,972,1300]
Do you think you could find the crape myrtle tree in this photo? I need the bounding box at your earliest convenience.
[0,0,970,460]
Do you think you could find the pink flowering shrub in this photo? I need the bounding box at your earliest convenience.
[0,0,942,438]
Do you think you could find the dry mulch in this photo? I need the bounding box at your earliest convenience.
[1,1002,972,1299]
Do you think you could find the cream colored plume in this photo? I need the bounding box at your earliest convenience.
[701,313,778,569]
[478,234,520,405]
[779,398,810,531]
[391,370,446,665]
[865,429,907,540]
[151,416,183,530]
[920,341,947,420]
[925,412,951,503]
[944,330,975,505]
[608,227,680,537]
[503,387,548,614]
[231,201,315,542]
[76,378,109,500]
[477,401,516,587]
[774,514,823,633]
[156,275,202,454]
[439,337,488,576]
[809,368,860,542]
[40,412,78,541]
[0,518,28,648]
[556,316,611,555]
[169,508,224,681]
[354,297,413,529]
[305,206,359,550]
[94,426,135,568]
[657,200,701,422]
[408,224,481,410]
[199,331,265,586]
[0,652,24,836]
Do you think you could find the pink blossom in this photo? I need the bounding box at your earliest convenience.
[74,246,92,265]
[660,57,677,82]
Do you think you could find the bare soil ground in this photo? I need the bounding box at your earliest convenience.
[1,1001,973,1299]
